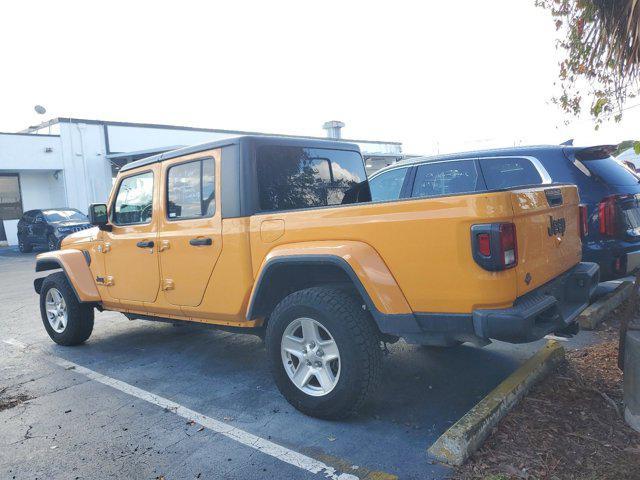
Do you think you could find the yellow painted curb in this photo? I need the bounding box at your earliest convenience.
[428,340,565,466]
[578,280,634,330]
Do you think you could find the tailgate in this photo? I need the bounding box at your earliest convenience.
[510,185,582,296]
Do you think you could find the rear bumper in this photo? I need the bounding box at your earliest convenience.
[584,241,640,280]
[472,262,599,343]
[377,262,600,345]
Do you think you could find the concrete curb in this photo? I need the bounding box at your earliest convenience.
[578,280,634,330]
[427,340,565,466]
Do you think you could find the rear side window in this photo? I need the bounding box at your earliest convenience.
[370,167,409,201]
[412,160,480,198]
[112,171,154,225]
[257,145,368,212]
[167,158,215,219]
[580,157,640,186]
[480,157,543,190]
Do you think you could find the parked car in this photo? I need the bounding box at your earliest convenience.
[370,144,640,280]
[17,208,92,252]
[33,136,597,419]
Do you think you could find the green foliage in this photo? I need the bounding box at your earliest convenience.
[614,139,640,156]
[615,139,637,155]
[535,0,640,126]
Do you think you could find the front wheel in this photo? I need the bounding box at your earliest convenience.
[265,286,382,419]
[18,237,32,253]
[40,272,94,346]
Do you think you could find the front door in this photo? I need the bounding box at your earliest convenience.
[157,151,222,307]
[33,211,48,244]
[103,167,160,303]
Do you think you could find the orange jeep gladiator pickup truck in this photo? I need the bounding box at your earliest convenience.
[34,135,599,418]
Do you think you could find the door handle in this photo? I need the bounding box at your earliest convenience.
[136,240,154,248]
[189,237,212,246]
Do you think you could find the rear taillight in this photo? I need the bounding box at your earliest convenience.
[598,196,617,236]
[579,204,588,238]
[477,233,491,256]
[499,223,517,268]
[471,222,518,271]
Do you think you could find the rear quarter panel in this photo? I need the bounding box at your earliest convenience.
[250,193,522,315]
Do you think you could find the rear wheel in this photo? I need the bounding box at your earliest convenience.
[40,272,94,346]
[265,286,382,419]
[18,237,32,253]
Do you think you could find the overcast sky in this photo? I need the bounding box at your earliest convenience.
[2,0,638,154]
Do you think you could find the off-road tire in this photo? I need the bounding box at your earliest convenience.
[47,235,59,251]
[18,238,32,253]
[265,286,382,419]
[40,272,94,346]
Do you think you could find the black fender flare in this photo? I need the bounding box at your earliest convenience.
[246,255,420,335]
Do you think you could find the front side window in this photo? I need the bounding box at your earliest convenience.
[167,158,215,219]
[412,160,480,198]
[112,171,154,225]
[369,167,409,201]
[480,157,543,190]
[257,146,368,212]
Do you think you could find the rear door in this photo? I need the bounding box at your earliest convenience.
[157,150,222,307]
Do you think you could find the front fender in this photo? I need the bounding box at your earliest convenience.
[250,241,412,317]
[35,249,100,303]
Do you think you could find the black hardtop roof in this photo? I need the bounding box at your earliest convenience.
[119,135,361,173]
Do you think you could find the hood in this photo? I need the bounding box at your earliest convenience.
[52,220,91,228]
[60,226,100,247]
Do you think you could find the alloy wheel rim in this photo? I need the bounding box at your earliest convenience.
[281,317,341,396]
[45,288,67,333]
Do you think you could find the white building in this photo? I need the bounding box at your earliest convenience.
[0,118,402,245]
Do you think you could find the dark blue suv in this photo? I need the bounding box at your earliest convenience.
[369,145,640,280]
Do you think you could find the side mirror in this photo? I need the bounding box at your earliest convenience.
[88,203,110,230]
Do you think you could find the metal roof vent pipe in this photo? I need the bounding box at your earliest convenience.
[322,120,345,140]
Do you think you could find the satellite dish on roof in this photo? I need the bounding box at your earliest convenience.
[34,105,46,115]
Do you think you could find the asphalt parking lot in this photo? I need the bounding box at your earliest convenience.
[0,247,609,480]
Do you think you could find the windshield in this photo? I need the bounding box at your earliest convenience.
[43,209,88,222]
[582,157,640,186]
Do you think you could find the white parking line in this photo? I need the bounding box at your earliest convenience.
[3,338,358,480]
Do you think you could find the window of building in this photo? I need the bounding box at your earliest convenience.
[256,146,368,212]
[411,160,480,198]
[167,158,215,219]
[479,157,543,190]
[0,174,23,220]
[112,171,154,225]
[369,167,409,201]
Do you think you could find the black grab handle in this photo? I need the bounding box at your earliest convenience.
[189,237,212,246]
[136,240,154,248]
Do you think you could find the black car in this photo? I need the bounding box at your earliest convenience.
[17,208,92,252]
